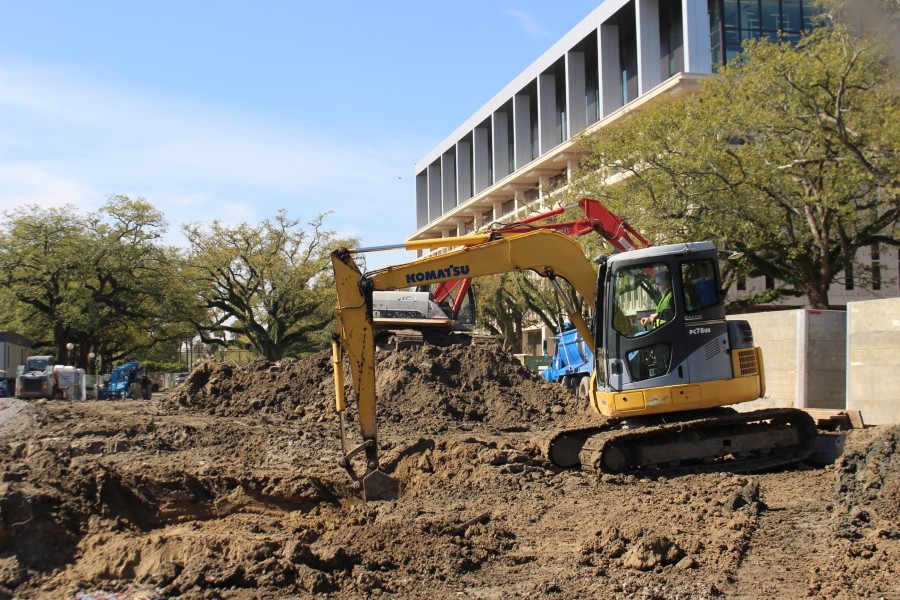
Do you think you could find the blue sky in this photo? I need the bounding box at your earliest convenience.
[0,1,601,268]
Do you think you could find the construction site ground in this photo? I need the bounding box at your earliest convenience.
[0,343,897,599]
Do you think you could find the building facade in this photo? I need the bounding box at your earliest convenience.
[412,0,896,334]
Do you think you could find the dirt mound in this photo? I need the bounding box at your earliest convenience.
[372,343,581,431]
[163,343,584,434]
[833,424,900,533]
[806,425,900,599]
[0,398,44,446]
[163,353,334,420]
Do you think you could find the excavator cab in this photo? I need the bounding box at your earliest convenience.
[414,281,477,328]
[593,242,763,418]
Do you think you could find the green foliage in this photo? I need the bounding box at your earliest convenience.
[182,210,357,361]
[139,360,186,374]
[573,19,898,308]
[474,273,528,352]
[0,196,186,368]
[0,200,357,367]
[474,267,585,352]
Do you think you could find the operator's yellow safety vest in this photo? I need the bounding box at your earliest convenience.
[654,291,673,328]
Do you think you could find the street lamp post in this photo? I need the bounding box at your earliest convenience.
[88,352,96,399]
[66,342,75,367]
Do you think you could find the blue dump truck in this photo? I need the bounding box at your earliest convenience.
[541,324,594,398]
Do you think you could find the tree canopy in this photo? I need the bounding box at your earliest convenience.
[571,18,898,308]
[0,196,182,369]
[0,201,353,370]
[181,210,357,361]
[474,271,568,353]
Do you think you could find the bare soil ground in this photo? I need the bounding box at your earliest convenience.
[0,343,897,599]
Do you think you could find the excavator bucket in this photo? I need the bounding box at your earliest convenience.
[360,470,400,502]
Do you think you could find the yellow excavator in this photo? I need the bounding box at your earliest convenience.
[330,229,817,500]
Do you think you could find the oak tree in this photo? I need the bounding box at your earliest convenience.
[572,17,898,308]
[182,210,356,360]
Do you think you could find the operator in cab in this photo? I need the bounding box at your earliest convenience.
[640,269,674,329]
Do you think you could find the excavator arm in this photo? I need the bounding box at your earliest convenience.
[331,228,598,500]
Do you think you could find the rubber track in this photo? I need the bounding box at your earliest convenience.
[546,408,818,476]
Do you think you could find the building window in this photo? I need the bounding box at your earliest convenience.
[709,0,822,69]
[845,263,854,291]
[501,199,515,216]
[660,0,684,77]
[872,243,881,291]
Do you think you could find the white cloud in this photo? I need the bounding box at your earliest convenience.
[504,10,548,39]
[0,163,95,212]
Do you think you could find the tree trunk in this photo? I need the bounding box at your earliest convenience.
[803,282,830,309]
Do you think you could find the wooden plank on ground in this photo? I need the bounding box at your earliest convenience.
[803,409,865,430]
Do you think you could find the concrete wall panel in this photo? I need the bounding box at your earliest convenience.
[728,309,846,411]
[729,311,800,409]
[847,297,900,424]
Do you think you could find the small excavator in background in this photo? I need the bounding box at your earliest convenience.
[330,212,818,501]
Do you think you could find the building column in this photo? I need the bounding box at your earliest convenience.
[492,111,510,181]
[440,151,456,214]
[473,125,491,193]
[456,140,472,203]
[636,0,662,95]
[599,23,622,118]
[427,163,442,225]
[566,50,587,137]
[682,0,712,74]
[538,73,558,155]
[513,93,531,170]
[416,172,428,229]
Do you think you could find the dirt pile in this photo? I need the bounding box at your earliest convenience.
[0,342,897,599]
[162,343,583,433]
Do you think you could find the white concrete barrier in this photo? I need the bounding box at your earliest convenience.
[847,297,900,425]
[727,310,846,411]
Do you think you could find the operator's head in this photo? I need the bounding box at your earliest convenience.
[655,270,671,289]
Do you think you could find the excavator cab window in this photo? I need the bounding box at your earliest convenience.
[612,262,674,337]
[454,287,476,326]
[681,259,718,313]
[415,282,476,326]
[625,342,672,381]
[610,262,677,383]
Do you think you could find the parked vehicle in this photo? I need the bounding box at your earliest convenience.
[97,361,154,400]
[15,356,85,400]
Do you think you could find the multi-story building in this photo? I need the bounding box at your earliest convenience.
[411,0,897,348]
